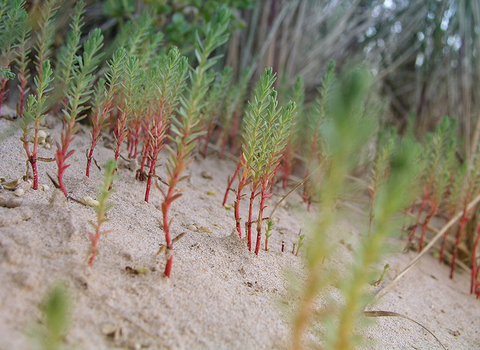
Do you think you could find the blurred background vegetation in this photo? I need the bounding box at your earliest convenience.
[20,0,480,157]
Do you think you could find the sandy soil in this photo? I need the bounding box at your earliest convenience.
[0,106,479,350]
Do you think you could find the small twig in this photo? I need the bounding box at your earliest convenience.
[157,232,187,255]
[364,310,447,350]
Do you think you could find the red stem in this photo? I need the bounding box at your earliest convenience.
[419,205,437,252]
[470,223,480,294]
[409,192,428,243]
[439,212,453,263]
[234,175,247,237]
[450,204,470,279]
[255,182,270,255]
[0,78,6,115]
[223,158,242,206]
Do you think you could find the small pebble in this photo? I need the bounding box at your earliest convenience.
[83,196,99,207]
[187,224,197,231]
[201,171,213,179]
[101,323,117,336]
[37,130,47,144]
[13,188,25,197]
[206,190,215,195]
[0,195,23,208]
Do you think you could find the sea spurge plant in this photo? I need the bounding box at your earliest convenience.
[409,117,456,250]
[450,142,480,279]
[302,60,336,210]
[368,128,396,234]
[158,6,231,278]
[0,0,26,114]
[251,98,296,255]
[202,66,233,157]
[112,55,140,164]
[88,159,117,266]
[86,48,126,177]
[290,67,376,349]
[331,140,420,350]
[281,75,304,189]
[143,47,188,202]
[56,29,104,197]
[219,69,250,159]
[232,68,276,237]
[19,61,54,190]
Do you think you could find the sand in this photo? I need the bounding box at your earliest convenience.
[0,106,479,350]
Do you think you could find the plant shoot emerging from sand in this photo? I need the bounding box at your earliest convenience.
[19,61,54,190]
[55,29,103,197]
[86,48,126,177]
[87,159,117,265]
[157,7,231,277]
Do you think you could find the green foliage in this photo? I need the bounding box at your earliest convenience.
[95,159,118,218]
[241,68,277,174]
[54,1,85,102]
[168,5,231,168]
[38,284,71,350]
[34,0,58,73]
[19,61,54,131]
[0,0,26,68]
[63,28,104,123]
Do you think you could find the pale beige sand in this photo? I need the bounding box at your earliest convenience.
[0,107,479,349]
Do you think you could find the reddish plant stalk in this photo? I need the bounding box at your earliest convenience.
[409,190,429,243]
[246,188,260,250]
[439,212,453,263]
[202,119,215,158]
[450,203,471,279]
[418,204,437,252]
[56,122,76,197]
[161,149,189,277]
[255,182,271,255]
[281,145,292,189]
[471,223,480,294]
[145,112,166,202]
[0,78,6,115]
[234,175,247,237]
[86,100,114,177]
[222,157,242,206]
[113,110,129,162]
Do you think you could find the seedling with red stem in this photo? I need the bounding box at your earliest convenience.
[87,159,117,265]
[233,68,277,237]
[86,48,126,177]
[55,29,103,197]
[252,98,296,255]
[201,66,233,158]
[143,47,187,202]
[302,61,335,211]
[157,7,231,277]
[280,76,304,189]
[19,61,54,190]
